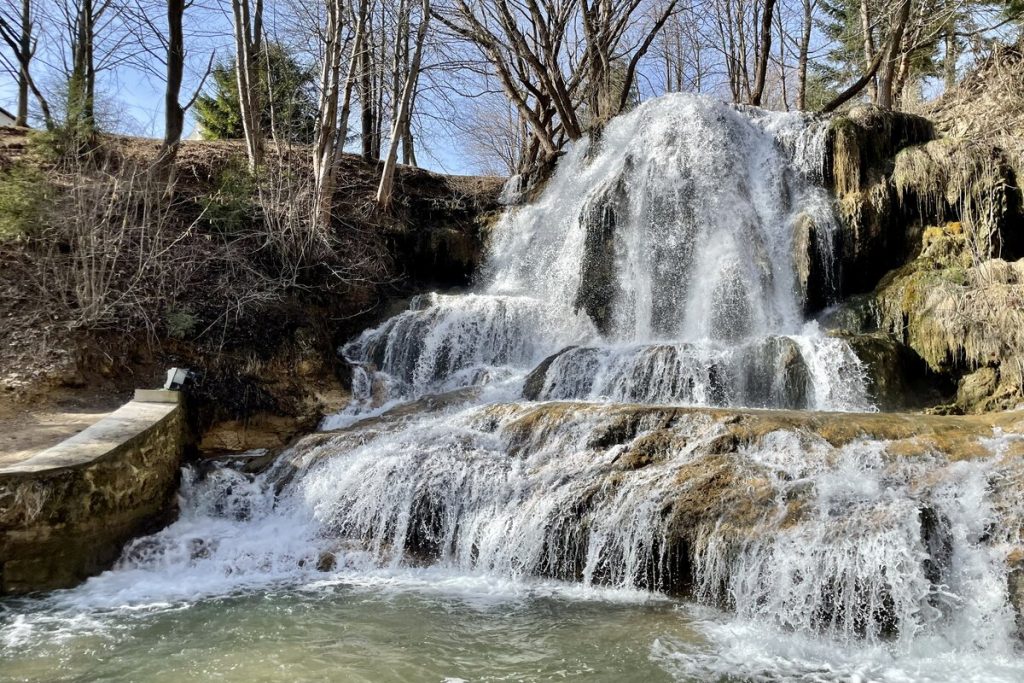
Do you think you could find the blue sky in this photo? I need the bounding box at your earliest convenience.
[0,0,481,176]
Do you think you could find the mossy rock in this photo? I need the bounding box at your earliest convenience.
[834,330,953,411]
[826,106,934,196]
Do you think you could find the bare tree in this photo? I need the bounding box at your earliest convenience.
[61,0,124,130]
[713,0,773,104]
[0,0,53,126]
[656,7,704,93]
[795,0,815,109]
[314,0,369,223]
[749,0,774,104]
[230,0,264,168]
[160,0,186,162]
[434,0,678,174]
[376,0,427,206]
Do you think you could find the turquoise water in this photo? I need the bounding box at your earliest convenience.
[5,569,1023,683]
[1,580,702,682]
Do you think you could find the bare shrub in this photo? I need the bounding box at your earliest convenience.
[1,143,389,346]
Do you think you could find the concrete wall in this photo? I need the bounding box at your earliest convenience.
[0,391,185,594]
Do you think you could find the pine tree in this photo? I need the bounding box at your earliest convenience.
[195,43,318,144]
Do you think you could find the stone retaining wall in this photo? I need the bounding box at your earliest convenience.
[0,391,185,594]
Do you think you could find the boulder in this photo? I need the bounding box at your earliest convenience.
[834,331,953,412]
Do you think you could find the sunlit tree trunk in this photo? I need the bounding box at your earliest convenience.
[376,0,429,207]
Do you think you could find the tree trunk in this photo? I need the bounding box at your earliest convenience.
[749,0,776,106]
[877,0,911,110]
[776,5,788,110]
[337,0,368,155]
[943,29,957,90]
[401,86,416,165]
[231,0,263,169]
[68,0,96,130]
[376,0,429,207]
[15,0,30,125]
[615,0,678,115]
[860,0,877,104]
[821,5,904,114]
[313,0,343,212]
[796,0,812,110]
[359,8,375,161]
[315,0,369,225]
[0,0,51,127]
[159,0,186,168]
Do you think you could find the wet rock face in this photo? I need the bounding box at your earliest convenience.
[793,212,833,313]
[0,406,185,594]
[573,171,630,336]
[293,400,1024,640]
[1009,550,1024,639]
[829,330,954,412]
[824,106,935,296]
[522,347,577,401]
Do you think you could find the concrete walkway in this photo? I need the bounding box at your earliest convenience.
[0,409,113,467]
[0,389,185,594]
[0,390,180,474]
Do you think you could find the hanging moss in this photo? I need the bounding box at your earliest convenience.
[892,139,1022,261]
[872,228,1024,412]
[823,107,935,297]
[825,106,934,197]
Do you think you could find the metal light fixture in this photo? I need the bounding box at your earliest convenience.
[164,367,193,391]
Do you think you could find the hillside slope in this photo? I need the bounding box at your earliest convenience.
[0,130,502,450]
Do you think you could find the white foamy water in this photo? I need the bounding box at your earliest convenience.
[3,407,1022,681]
[342,93,868,411]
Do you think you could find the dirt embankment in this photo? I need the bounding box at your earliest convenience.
[0,130,503,456]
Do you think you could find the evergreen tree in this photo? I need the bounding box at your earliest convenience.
[816,0,870,90]
[816,0,1023,108]
[195,43,317,144]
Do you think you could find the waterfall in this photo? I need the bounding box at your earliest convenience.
[70,402,1024,676]
[344,94,868,411]
[8,94,1022,683]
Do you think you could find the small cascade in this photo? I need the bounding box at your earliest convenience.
[345,94,866,411]
[524,333,869,411]
[343,293,594,406]
[91,404,1024,661]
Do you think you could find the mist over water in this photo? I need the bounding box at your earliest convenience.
[3,94,1022,682]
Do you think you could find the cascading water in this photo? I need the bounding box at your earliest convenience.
[4,94,1023,682]
[7,403,1022,681]
[341,94,866,412]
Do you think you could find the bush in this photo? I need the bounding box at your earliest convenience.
[0,163,49,240]
[166,309,201,339]
[0,147,389,343]
[202,161,258,238]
